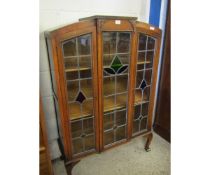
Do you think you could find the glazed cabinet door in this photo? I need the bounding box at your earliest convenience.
[58,25,99,158]
[99,30,133,149]
[132,25,161,137]
[97,19,137,150]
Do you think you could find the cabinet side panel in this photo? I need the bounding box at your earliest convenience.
[46,37,65,151]
[45,35,72,160]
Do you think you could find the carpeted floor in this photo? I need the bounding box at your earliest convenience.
[71,133,170,175]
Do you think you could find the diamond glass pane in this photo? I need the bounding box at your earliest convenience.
[140,80,147,90]
[111,55,123,72]
[75,91,86,103]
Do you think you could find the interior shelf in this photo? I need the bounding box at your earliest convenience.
[69,90,147,120]
[65,67,91,72]
[137,60,151,65]
[65,61,151,73]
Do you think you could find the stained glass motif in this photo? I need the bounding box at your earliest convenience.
[140,80,147,90]
[111,55,122,72]
[104,55,128,75]
[118,66,128,74]
[75,91,86,103]
[104,67,115,75]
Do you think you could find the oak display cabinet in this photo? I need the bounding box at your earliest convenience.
[45,15,161,171]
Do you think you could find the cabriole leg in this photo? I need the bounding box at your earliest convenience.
[66,160,80,175]
[144,132,153,152]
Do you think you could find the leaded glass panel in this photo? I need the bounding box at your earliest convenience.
[62,33,96,156]
[102,31,131,147]
[132,33,156,136]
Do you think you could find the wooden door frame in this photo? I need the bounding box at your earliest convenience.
[46,20,99,160]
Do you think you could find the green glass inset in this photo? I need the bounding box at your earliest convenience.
[111,55,123,72]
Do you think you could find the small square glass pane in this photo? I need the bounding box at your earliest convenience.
[103,76,115,96]
[84,135,95,151]
[72,138,83,154]
[135,89,143,104]
[71,120,82,138]
[81,100,93,116]
[137,52,145,70]
[83,117,94,135]
[64,57,78,70]
[145,51,154,69]
[145,69,152,85]
[104,112,114,130]
[69,102,81,120]
[66,71,78,81]
[141,102,149,116]
[132,120,140,134]
[103,55,113,67]
[79,56,91,69]
[103,32,117,54]
[80,69,92,79]
[147,37,155,50]
[78,34,91,55]
[116,74,128,93]
[134,105,141,120]
[143,86,150,101]
[67,81,79,101]
[116,110,126,126]
[140,117,147,131]
[117,33,130,53]
[104,130,114,145]
[63,38,76,57]
[104,95,115,112]
[116,126,126,141]
[116,93,127,108]
[138,34,147,51]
